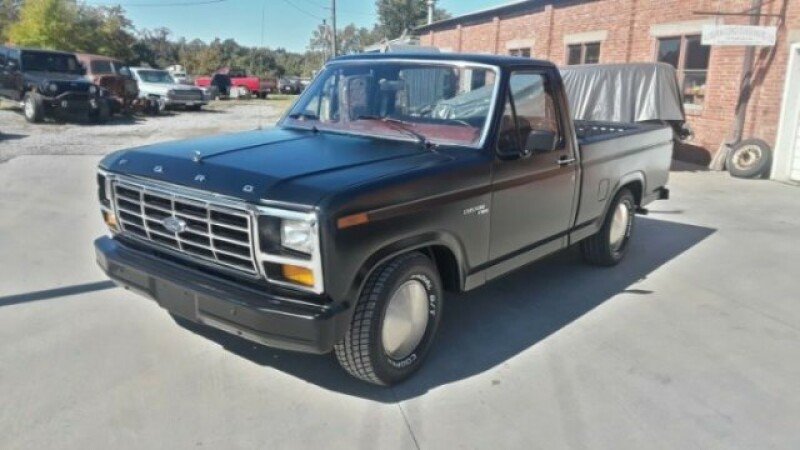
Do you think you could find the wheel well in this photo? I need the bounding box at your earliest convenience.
[422,245,460,292]
[621,180,643,206]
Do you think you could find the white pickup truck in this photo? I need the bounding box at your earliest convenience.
[128,67,207,112]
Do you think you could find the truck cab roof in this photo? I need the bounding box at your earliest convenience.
[332,52,556,69]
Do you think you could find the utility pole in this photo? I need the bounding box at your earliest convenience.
[427,0,435,25]
[331,0,338,58]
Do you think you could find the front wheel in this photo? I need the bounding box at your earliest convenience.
[23,92,44,123]
[581,188,636,266]
[335,251,443,386]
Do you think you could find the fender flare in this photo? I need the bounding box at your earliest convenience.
[347,231,468,301]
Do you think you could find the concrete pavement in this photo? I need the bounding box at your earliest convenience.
[1,155,799,449]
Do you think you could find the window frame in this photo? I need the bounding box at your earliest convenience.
[566,42,602,65]
[655,34,710,111]
[496,69,565,156]
[508,47,532,58]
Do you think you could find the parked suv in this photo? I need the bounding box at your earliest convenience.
[0,46,110,123]
[129,67,206,111]
[76,53,141,115]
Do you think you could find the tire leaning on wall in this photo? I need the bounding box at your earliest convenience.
[726,138,772,179]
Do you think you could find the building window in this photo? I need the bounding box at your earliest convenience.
[657,35,710,109]
[509,48,531,58]
[566,42,601,65]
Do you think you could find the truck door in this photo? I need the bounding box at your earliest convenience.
[487,70,578,276]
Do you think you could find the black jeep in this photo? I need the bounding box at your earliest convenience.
[0,46,110,123]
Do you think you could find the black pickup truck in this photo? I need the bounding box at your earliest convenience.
[95,53,672,385]
[0,46,110,123]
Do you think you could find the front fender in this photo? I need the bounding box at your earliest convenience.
[346,231,468,302]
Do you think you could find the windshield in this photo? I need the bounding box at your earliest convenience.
[90,60,126,75]
[22,51,82,74]
[138,70,174,84]
[282,61,499,147]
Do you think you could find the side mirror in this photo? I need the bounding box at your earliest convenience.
[7,60,18,71]
[525,130,559,154]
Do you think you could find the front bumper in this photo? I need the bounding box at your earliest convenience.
[95,237,349,354]
[44,92,98,113]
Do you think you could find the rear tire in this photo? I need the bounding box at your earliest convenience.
[581,188,636,266]
[335,252,443,386]
[23,92,44,123]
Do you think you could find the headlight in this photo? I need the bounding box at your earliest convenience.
[48,83,58,93]
[281,219,314,255]
[89,85,97,94]
[257,209,323,293]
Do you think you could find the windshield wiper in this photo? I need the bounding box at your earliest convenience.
[354,115,435,150]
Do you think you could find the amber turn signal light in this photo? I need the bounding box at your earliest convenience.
[103,210,118,231]
[282,264,314,287]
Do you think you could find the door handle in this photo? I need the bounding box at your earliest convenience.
[557,156,576,167]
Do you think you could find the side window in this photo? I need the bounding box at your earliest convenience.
[498,71,561,157]
[0,48,6,67]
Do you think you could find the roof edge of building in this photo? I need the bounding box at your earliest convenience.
[414,0,552,34]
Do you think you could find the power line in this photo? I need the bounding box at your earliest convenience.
[281,0,325,20]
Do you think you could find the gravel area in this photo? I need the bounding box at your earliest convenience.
[0,98,295,163]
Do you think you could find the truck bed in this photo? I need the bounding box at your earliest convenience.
[574,120,673,228]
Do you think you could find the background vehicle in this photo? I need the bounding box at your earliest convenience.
[277,77,304,94]
[94,53,672,386]
[0,46,110,123]
[76,53,141,115]
[166,65,190,84]
[129,67,206,111]
[195,68,267,98]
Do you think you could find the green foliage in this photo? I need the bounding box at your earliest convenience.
[375,0,450,40]
[0,0,22,43]
[8,0,75,50]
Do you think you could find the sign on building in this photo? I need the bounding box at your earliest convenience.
[702,24,777,46]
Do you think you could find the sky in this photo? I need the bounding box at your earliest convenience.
[83,0,508,52]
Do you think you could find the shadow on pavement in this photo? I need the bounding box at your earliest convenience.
[172,217,714,402]
[0,133,27,141]
[0,281,116,308]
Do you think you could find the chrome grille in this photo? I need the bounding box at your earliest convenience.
[112,179,258,275]
[168,90,203,102]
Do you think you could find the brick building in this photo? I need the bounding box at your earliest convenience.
[415,0,800,172]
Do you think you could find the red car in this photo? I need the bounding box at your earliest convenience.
[195,68,268,98]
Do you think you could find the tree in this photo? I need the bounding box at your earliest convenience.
[8,0,76,50]
[0,0,22,43]
[375,0,449,40]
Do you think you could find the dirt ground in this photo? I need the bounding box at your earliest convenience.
[0,96,296,163]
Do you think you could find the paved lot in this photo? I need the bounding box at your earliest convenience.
[1,108,799,449]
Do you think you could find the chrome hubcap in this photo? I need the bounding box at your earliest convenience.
[732,145,762,170]
[382,280,429,360]
[609,202,630,250]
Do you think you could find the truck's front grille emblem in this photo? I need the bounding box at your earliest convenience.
[112,178,259,276]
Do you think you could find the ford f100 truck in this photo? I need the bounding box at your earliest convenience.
[95,54,672,386]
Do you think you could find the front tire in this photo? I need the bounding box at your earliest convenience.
[581,188,636,266]
[335,252,443,386]
[23,92,44,123]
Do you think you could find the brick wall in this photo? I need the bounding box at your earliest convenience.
[418,0,800,161]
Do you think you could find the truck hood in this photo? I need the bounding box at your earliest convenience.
[137,82,198,96]
[24,71,90,84]
[100,127,443,206]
